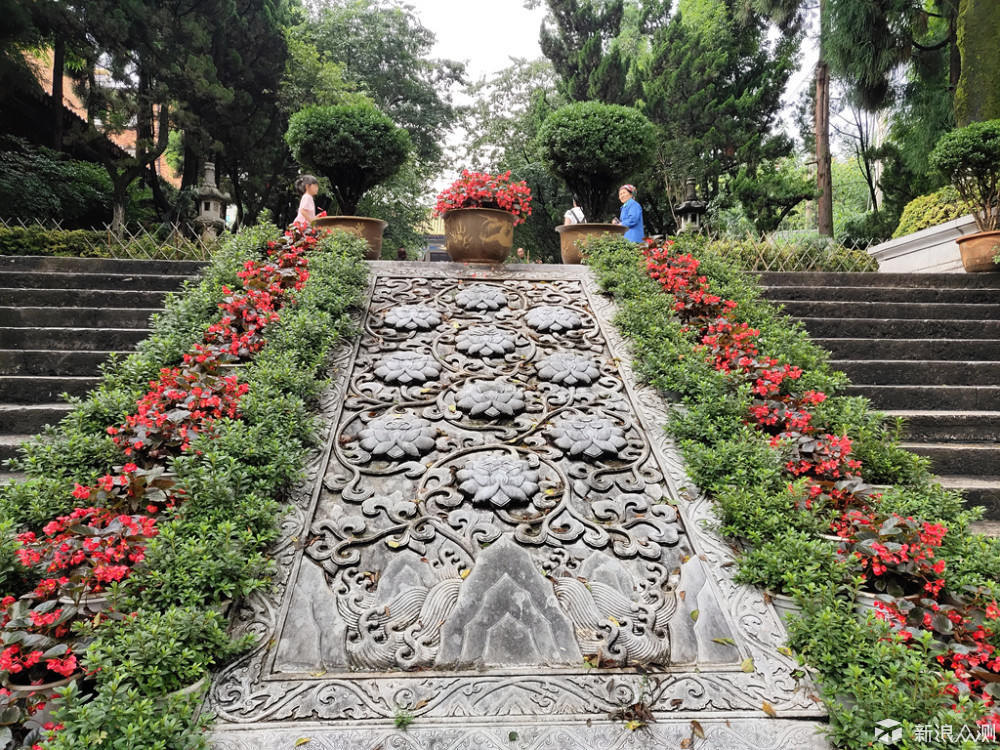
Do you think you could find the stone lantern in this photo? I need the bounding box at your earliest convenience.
[674,177,707,233]
[194,161,231,240]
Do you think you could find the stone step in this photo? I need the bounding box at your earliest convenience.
[775,299,1000,320]
[0,306,158,329]
[0,376,100,403]
[817,338,1000,361]
[800,316,1000,340]
[832,360,1000,386]
[0,287,171,308]
[901,442,1000,477]
[759,271,1000,289]
[846,384,1000,411]
[886,410,1000,442]
[0,433,32,464]
[938,476,1000,520]
[0,403,71,433]
[0,271,192,291]
[763,285,1000,304]
[0,349,115,376]
[0,326,149,350]
[0,255,207,276]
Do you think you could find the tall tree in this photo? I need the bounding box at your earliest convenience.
[300,0,465,167]
[538,0,637,104]
[643,2,798,222]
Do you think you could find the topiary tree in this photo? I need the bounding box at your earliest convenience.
[929,119,1000,232]
[537,101,656,222]
[285,102,411,216]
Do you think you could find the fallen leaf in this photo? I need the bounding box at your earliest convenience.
[741,657,755,673]
[295,740,312,747]
[624,720,645,731]
[761,701,777,718]
[680,739,692,749]
[691,720,705,739]
[609,615,621,626]
[413,699,429,710]
[459,569,471,579]
[690,609,699,622]
[309,671,326,677]
[778,646,794,657]
[712,637,735,646]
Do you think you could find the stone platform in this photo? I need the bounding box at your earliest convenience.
[208,262,829,750]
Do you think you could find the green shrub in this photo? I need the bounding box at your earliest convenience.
[892,186,975,238]
[929,118,1000,232]
[285,102,412,215]
[734,530,847,593]
[537,101,656,222]
[85,607,250,696]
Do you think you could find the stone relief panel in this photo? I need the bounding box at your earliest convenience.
[209,264,824,744]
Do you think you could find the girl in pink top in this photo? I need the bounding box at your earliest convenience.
[293,174,319,228]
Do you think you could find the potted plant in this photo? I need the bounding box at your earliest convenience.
[432,170,533,263]
[285,102,412,260]
[928,118,1000,272]
[537,102,656,263]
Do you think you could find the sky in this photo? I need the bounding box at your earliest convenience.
[409,0,548,80]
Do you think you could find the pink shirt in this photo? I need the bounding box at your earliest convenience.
[294,192,316,227]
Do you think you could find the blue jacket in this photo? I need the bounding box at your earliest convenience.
[618,198,644,242]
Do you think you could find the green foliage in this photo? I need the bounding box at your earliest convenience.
[0,226,213,259]
[730,158,814,236]
[300,1,465,165]
[537,101,656,221]
[285,102,412,215]
[0,138,112,228]
[734,530,847,593]
[929,119,1000,232]
[538,0,635,105]
[44,675,212,750]
[893,187,976,238]
[85,607,249,696]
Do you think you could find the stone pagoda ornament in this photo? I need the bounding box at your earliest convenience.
[193,161,230,240]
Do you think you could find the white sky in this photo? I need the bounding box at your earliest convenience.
[410,0,548,80]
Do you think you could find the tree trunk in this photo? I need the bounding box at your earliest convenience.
[815,60,833,237]
[51,40,65,151]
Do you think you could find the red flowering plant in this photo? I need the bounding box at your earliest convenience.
[0,594,86,690]
[833,510,949,599]
[14,506,158,603]
[109,364,249,465]
[433,170,533,226]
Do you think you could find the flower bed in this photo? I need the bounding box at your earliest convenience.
[587,233,1000,747]
[0,224,368,748]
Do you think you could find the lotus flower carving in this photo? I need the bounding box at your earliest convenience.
[358,416,437,459]
[383,304,441,331]
[456,456,539,508]
[525,306,583,333]
[536,353,601,386]
[455,284,507,311]
[549,415,627,459]
[456,326,516,357]
[374,351,441,384]
[455,381,526,418]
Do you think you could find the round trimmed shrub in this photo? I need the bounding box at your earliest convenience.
[891,186,975,239]
[537,102,656,222]
[285,103,411,216]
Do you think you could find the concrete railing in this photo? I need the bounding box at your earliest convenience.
[867,214,977,273]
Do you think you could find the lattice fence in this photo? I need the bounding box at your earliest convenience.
[698,233,880,273]
[0,218,221,261]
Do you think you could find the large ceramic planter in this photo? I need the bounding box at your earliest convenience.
[442,207,515,264]
[955,230,1000,272]
[555,223,627,264]
[312,216,388,261]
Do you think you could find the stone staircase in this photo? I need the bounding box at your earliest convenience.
[760,271,1000,520]
[0,255,205,480]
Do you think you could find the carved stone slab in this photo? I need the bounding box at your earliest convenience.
[208,262,829,749]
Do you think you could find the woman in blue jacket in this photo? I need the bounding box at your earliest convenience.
[612,184,644,242]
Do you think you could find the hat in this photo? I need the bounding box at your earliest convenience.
[620,184,636,195]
